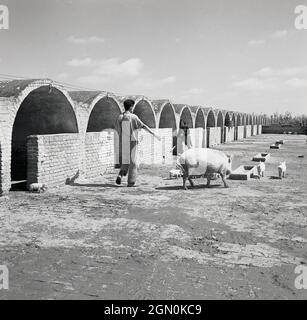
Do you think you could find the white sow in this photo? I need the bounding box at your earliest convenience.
[177,148,232,190]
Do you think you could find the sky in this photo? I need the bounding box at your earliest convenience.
[0,0,306,115]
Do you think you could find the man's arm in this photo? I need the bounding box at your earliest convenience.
[135,116,161,141]
[142,124,161,141]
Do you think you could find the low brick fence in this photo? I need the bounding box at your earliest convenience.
[85,131,115,179]
[237,126,245,140]
[207,127,222,147]
[246,125,252,137]
[138,128,173,165]
[27,134,81,188]
[225,127,235,143]
[26,128,174,188]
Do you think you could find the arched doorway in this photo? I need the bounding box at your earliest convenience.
[195,109,206,128]
[159,102,177,154]
[232,114,238,140]
[180,107,193,128]
[133,100,156,128]
[206,110,216,148]
[87,96,122,131]
[11,86,78,186]
[195,108,206,147]
[217,111,224,144]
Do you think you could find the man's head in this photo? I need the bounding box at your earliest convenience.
[124,99,135,111]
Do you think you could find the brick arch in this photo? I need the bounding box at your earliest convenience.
[10,81,79,182]
[225,112,231,127]
[217,111,224,127]
[242,114,247,125]
[206,109,216,127]
[174,104,194,128]
[132,98,156,128]
[157,101,177,130]
[232,113,237,127]
[87,94,123,132]
[248,114,252,125]
[195,107,206,128]
[237,113,242,126]
[8,80,79,130]
[217,110,225,143]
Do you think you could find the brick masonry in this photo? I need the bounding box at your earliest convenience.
[27,134,81,188]
[237,126,245,140]
[208,127,222,147]
[138,128,173,165]
[246,125,252,137]
[0,79,265,195]
[26,129,174,188]
[85,131,115,179]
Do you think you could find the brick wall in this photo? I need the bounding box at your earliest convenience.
[258,125,262,134]
[208,127,222,147]
[138,128,173,165]
[85,131,115,179]
[237,126,245,140]
[154,129,173,165]
[138,130,154,165]
[246,125,252,137]
[225,127,235,143]
[203,129,207,147]
[27,134,81,188]
[0,98,12,195]
[189,128,203,148]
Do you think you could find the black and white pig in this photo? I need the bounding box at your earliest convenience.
[177,148,232,190]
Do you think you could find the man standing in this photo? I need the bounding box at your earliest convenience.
[115,99,161,187]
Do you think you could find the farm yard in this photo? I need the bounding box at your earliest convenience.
[0,134,307,300]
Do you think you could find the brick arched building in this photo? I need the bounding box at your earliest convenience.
[0,78,263,195]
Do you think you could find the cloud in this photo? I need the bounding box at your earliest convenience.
[248,39,265,47]
[234,65,307,93]
[255,66,307,77]
[185,87,204,95]
[70,55,175,94]
[285,78,307,88]
[248,30,288,49]
[174,37,181,44]
[95,58,143,78]
[132,76,176,90]
[279,66,307,77]
[68,57,143,78]
[67,57,94,67]
[68,35,105,44]
[254,67,274,77]
[271,30,288,38]
[233,77,278,91]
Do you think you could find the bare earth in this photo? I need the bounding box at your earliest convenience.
[0,134,307,300]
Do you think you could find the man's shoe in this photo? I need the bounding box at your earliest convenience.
[127,183,136,187]
[116,176,122,185]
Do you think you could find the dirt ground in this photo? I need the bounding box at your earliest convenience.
[1,134,307,300]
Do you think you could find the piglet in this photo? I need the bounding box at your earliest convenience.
[278,162,286,179]
[257,162,265,178]
[28,183,47,193]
